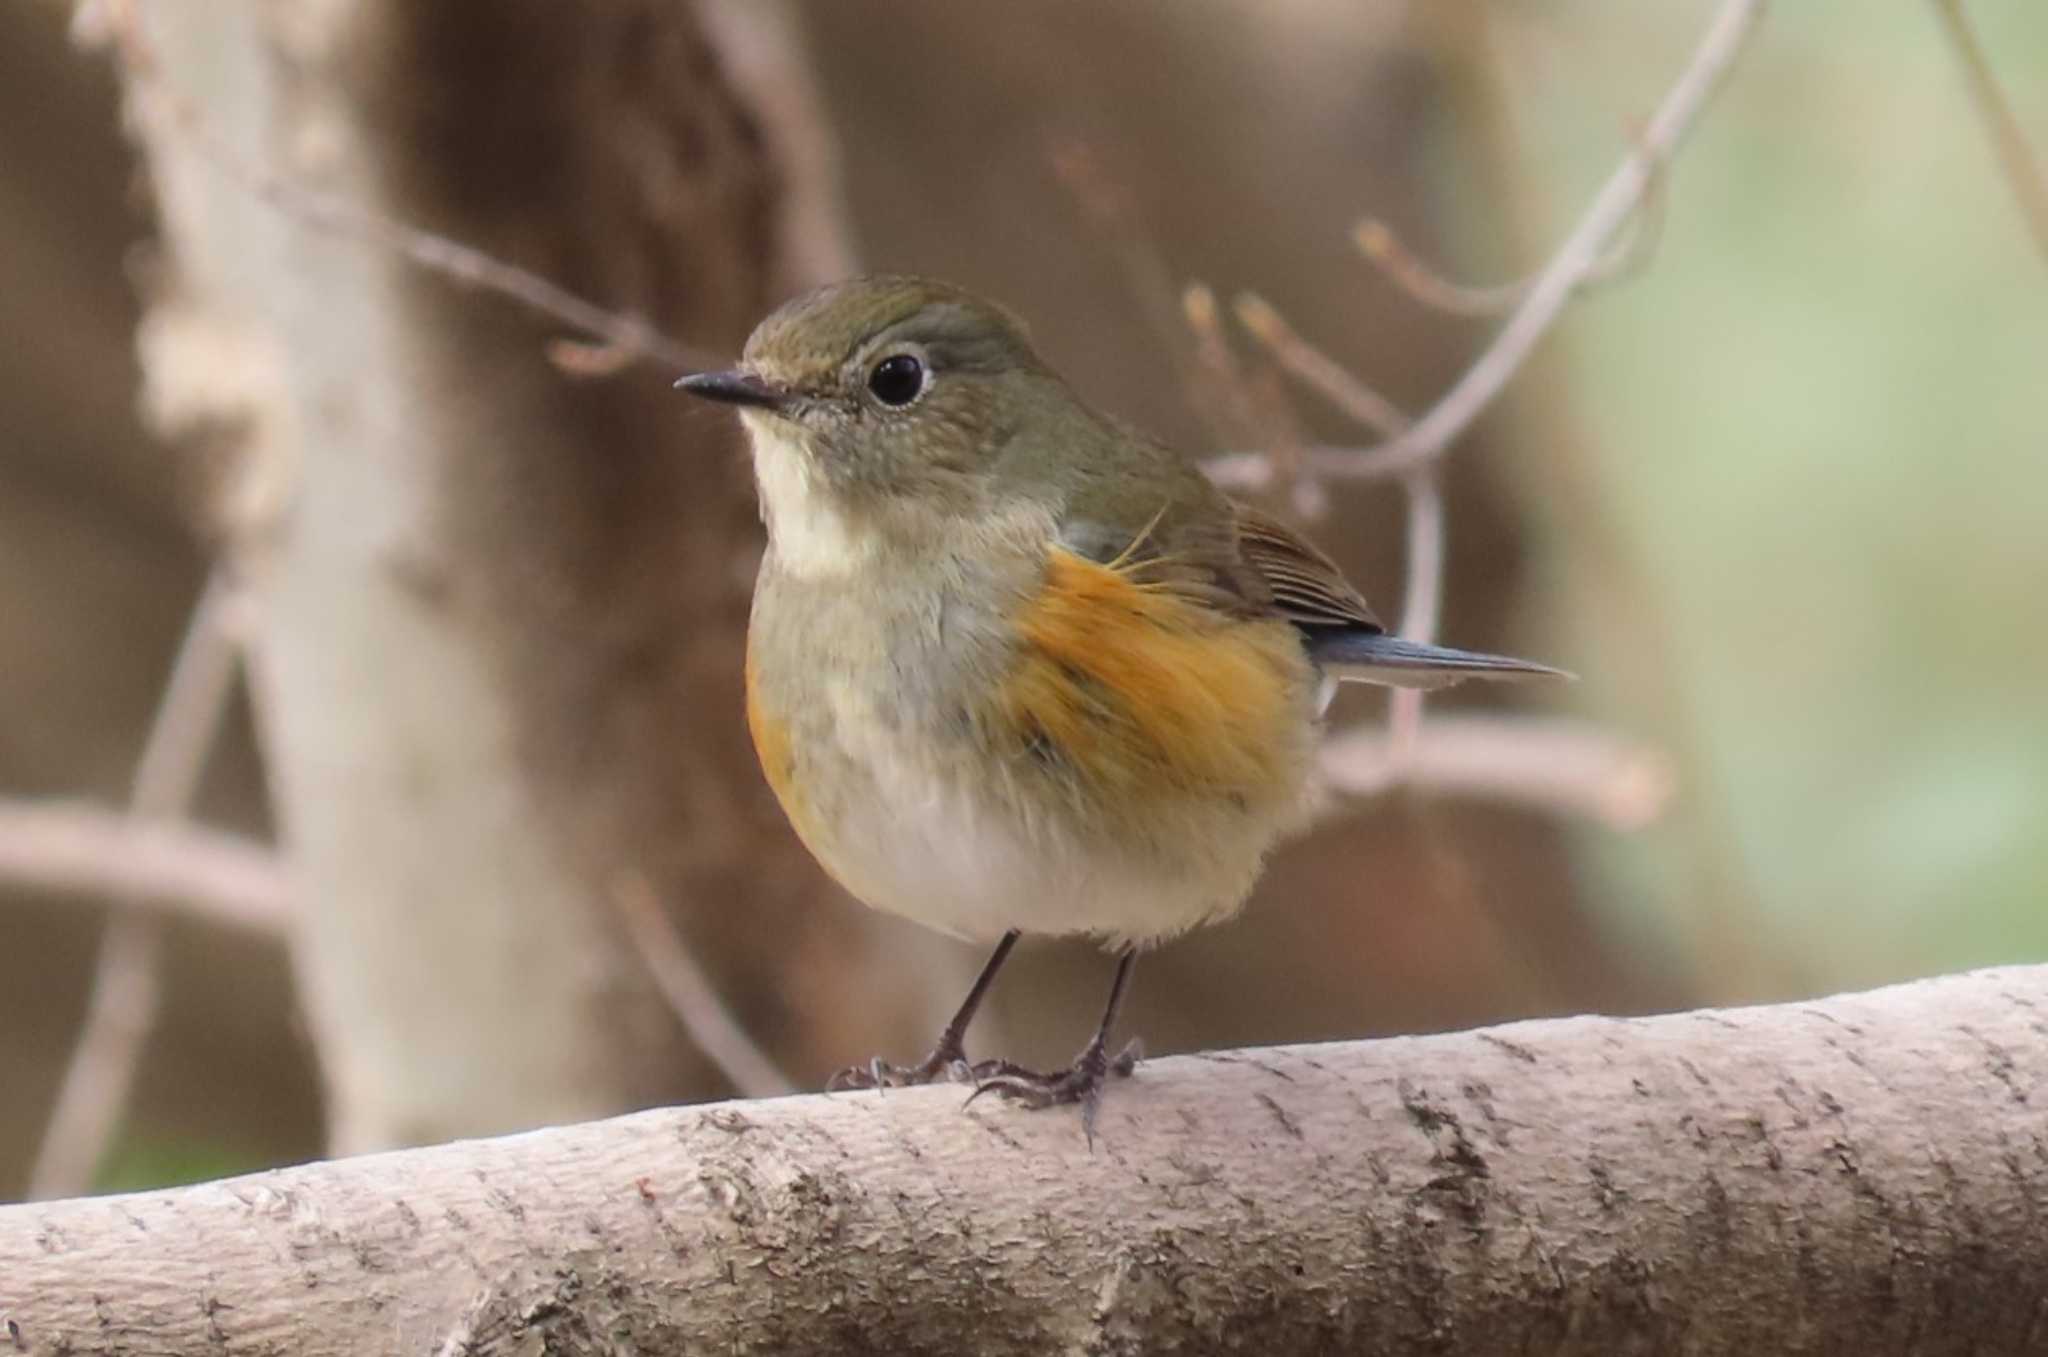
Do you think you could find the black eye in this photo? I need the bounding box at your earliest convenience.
[866,353,926,407]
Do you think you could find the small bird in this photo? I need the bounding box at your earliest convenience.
[679,275,1564,1132]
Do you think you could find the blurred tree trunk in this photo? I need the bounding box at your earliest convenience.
[119,1,955,1154]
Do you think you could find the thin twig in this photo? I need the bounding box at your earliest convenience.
[0,800,286,938]
[1392,470,1446,646]
[93,0,718,376]
[1385,468,1446,764]
[1230,292,1445,753]
[1182,283,1327,518]
[1053,146,1327,514]
[1245,363,1328,520]
[1350,154,1666,317]
[1232,292,1409,440]
[1318,715,1676,830]
[1332,0,1764,482]
[1353,219,1533,317]
[1180,284,1273,451]
[28,571,242,1200]
[1208,0,1759,496]
[1930,0,2048,264]
[1202,444,1371,493]
[613,875,795,1100]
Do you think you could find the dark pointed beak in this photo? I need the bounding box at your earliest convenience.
[673,369,790,411]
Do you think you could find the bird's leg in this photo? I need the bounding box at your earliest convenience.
[828,930,1019,1090]
[966,947,1142,1145]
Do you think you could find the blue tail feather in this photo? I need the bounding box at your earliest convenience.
[1305,629,1572,690]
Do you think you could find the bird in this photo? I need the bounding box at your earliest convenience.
[677,274,1566,1135]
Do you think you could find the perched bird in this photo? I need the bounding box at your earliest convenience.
[678,275,1564,1132]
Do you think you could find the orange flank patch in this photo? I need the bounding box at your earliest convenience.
[745,645,819,848]
[995,547,1302,798]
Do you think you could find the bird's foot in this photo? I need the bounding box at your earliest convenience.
[827,1040,978,1091]
[965,1037,1143,1146]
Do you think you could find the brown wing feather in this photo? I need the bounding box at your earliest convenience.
[1229,503,1382,633]
[1053,440,1380,631]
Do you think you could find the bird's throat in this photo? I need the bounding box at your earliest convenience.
[742,416,879,579]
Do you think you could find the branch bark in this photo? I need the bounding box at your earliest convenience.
[4,966,2044,1356]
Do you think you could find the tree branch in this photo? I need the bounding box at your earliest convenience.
[26,571,241,1201]
[0,799,287,938]
[1204,0,1765,493]
[1335,0,1763,480]
[1347,159,1668,319]
[1318,715,1677,830]
[1202,1,1761,828]
[611,875,797,1100]
[3,966,2043,1355]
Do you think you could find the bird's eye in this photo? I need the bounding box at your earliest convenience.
[866,353,927,407]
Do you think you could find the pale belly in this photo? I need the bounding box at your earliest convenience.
[805,713,1278,947]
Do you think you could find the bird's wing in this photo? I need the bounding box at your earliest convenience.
[1058,476,1568,692]
[1054,444,1384,633]
[1051,437,1266,617]
[1226,502,1383,634]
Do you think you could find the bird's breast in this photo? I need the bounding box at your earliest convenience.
[743,542,1321,944]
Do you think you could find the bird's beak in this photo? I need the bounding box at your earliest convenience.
[673,369,791,411]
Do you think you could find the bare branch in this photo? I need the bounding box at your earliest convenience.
[612,876,796,1100]
[1181,283,1326,519]
[1225,293,1450,754]
[1231,291,1409,440]
[89,0,719,376]
[1325,0,1764,482]
[1930,0,2048,263]
[1201,442,1369,493]
[1352,217,1533,317]
[27,571,242,1200]
[1391,469,1446,646]
[1178,284,1268,449]
[1203,119,1670,496]
[0,800,286,938]
[1205,0,1759,823]
[1318,714,1676,830]
[3,967,2043,1354]
[1385,468,1447,761]
[1348,155,1666,317]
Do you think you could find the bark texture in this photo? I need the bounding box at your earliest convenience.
[3,966,2044,1356]
[119,1,961,1154]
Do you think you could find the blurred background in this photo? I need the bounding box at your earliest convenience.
[2,0,2042,1199]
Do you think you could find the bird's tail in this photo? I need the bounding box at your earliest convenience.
[1308,630,1573,691]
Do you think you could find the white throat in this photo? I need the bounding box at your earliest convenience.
[741,412,876,578]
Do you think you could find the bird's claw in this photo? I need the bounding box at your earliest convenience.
[964,1038,1143,1146]
[826,1047,976,1092]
